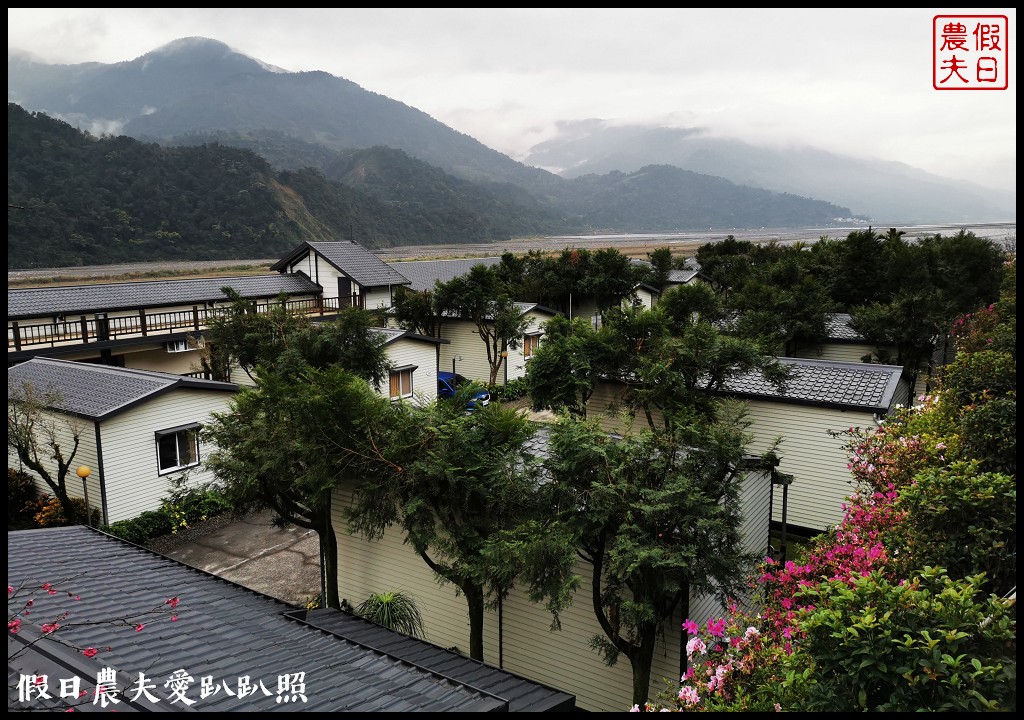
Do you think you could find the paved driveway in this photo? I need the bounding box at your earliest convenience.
[158,510,322,608]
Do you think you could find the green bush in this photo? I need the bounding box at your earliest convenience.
[101,487,231,545]
[894,461,1016,595]
[491,376,529,402]
[8,468,39,526]
[785,567,1016,712]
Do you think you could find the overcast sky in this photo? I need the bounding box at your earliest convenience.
[8,8,1018,194]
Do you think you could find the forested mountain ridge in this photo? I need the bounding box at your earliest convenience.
[8,103,558,268]
[9,36,1009,225]
[7,102,854,268]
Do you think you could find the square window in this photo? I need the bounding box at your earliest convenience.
[156,426,200,474]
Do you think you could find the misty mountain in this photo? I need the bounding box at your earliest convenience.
[524,122,1015,225]
[8,36,858,246]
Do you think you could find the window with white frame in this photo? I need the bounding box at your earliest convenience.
[389,366,416,400]
[523,333,542,358]
[156,424,200,474]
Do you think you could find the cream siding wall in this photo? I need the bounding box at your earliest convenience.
[505,311,551,383]
[796,342,876,364]
[586,382,863,533]
[439,320,493,384]
[332,464,775,711]
[9,408,102,520]
[97,389,235,523]
[383,338,438,406]
[121,345,204,375]
[741,400,873,532]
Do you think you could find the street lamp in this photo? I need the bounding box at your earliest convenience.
[76,466,92,527]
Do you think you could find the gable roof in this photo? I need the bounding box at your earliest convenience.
[372,327,448,346]
[718,357,905,412]
[272,241,411,288]
[7,274,322,320]
[7,357,237,420]
[8,526,574,712]
[387,257,503,292]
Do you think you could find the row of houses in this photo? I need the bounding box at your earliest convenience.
[8,239,912,711]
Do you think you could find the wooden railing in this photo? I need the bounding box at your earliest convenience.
[9,296,349,351]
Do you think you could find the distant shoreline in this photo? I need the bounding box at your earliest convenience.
[8,222,1015,286]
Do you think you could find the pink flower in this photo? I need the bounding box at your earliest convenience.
[683,618,700,635]
[41,622,61,634]
[171,616,178,622]
[165,597,180,609]
[134,623,145,632]
[706,617,726,637]
[82,647,98,658]
[7,586,13,595]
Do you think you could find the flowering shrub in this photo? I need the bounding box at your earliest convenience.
[32,496,100,528]
[639,612,797,712]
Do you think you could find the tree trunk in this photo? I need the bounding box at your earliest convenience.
[629,623,658,707]
[464,583,486,661]
[318,507,341,609]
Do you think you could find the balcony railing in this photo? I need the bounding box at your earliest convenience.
[9,296,353,352]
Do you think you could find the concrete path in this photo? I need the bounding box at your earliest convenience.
[161,509,322,608]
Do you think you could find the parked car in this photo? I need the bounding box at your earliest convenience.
[437,371,491,410]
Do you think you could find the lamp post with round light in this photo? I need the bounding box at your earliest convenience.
[76,465,92,527]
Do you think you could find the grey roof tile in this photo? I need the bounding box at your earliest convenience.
[720,357,904,412]
[7,357,237,419]
[824,312,866,341]
[387,257,503,291]
[8,275,322,319]
[8,526,566,712]
[272,242,411,288]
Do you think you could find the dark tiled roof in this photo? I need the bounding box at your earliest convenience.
[387,257,503,291]
[371,327,445,346]
[514,302,558,317]
[667,267,701,284]
[7,357,237,420]
[295,609,575,712]
[272,242,410,288]
[824,312,866,341]
[720,357,904,412]
[7,275,322,320]
[8,526,555,712]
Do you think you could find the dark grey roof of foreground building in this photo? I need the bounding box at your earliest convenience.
[7,526,575,712]
[719,357,905,412]
[271,241,411,288]
[387,257,504,291]
[7,274,322,320]
[8,357,237,420]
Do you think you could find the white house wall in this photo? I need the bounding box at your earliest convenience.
[363,286,394,314]
[98,388,235,524]
[384,338,438,406]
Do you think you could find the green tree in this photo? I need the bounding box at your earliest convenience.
[203,367,400,609]
[392,285,445,339]
[199,294,394,609]
[345,399,573,661]
[525,315,619,418]
[541,401,763,706]
[435,265,531,386]
[7,383,85,525]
